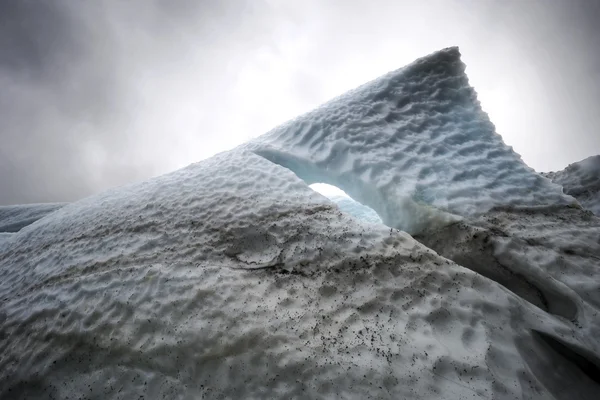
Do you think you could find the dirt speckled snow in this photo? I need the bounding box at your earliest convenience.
[543,155,600,216]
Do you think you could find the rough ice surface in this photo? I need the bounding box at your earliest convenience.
[1,48,599,400]
[245,47,574,233]
[543,155,600,215]
[0,203,66,233]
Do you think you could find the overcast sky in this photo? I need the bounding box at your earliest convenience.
[1,0,599,205]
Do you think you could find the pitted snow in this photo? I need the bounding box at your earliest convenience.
[246,47,573,233]
[1,150,595,399]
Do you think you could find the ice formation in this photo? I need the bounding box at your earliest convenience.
[543,155,600,215]
[244,47,574,233]
[1,48,599,400]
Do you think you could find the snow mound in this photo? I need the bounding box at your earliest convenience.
[2,150,598,399]
[543,155,600,215]
[246,47,574,233]
[0,203,66,233]
[0,48,599,400]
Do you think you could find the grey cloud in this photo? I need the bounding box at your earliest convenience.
[1,0,599,205]
[0,0,253,204]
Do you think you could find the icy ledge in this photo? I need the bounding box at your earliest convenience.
[244,47,574,233]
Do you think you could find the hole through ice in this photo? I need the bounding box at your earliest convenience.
[309,183,350,198]
[309,183,383,225]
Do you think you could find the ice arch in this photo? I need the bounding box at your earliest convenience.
[310,183,383,225]
[244,47,574,233]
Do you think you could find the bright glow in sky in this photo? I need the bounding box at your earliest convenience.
[1,0,599,204]
[310,183,350,199]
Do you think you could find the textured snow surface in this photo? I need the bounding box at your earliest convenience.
[2,151,598,400]
[1,48,599,400]
[543,155,600,215]
[245,47,573,233]
[0,203,66,233]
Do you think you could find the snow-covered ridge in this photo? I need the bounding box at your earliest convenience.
[0,48,599,400]
[543,155,600,215]
[245,47,574,233]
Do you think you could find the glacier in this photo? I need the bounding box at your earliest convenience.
[1,47,599,400]
[244,47,574,233]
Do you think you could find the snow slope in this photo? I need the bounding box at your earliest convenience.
[543,155,600,215]
[0,203,66,233]
[0,48,599,400]
[245,47,574,233]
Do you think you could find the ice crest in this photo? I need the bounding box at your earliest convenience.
[245,47,574,233]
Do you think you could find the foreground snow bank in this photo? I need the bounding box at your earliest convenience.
[1,150,598,399]
[543,155,600,215]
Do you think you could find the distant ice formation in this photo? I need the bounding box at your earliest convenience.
[543,155,600,215]
[1,48,599,400]
[0,203,66,233]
